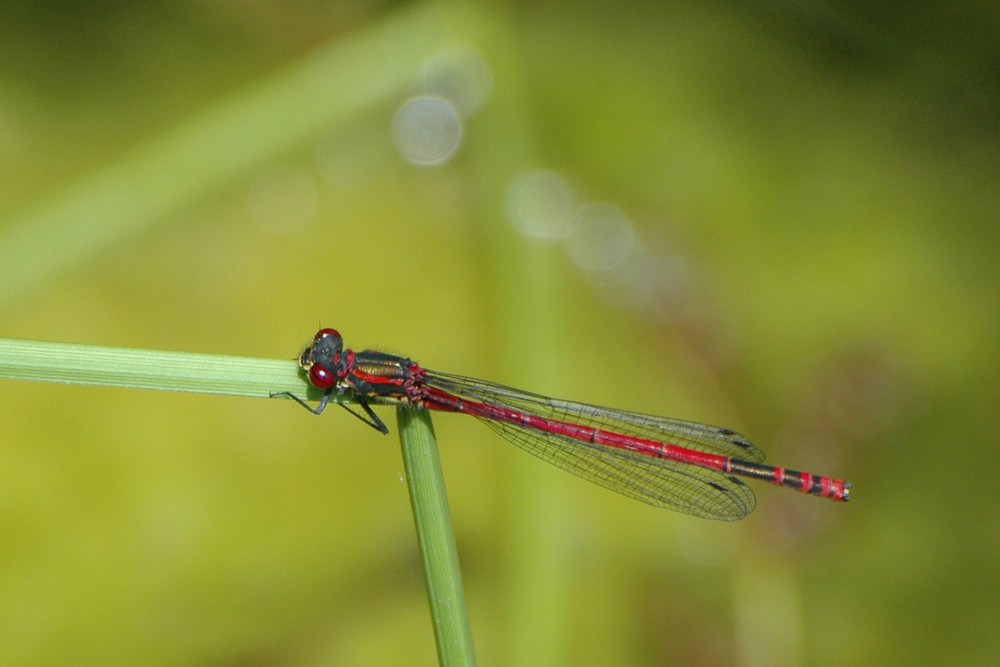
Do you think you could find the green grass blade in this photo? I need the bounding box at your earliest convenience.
[0,337,321,401]
[396,406,476,667]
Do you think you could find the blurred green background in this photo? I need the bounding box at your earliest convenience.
[1,1,997,665]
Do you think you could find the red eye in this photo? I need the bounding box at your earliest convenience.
[309,363,336,389]
[315,328,340,341]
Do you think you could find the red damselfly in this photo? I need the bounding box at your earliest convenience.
[280,328,850,520]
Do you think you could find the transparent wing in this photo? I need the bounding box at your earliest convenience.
[426,370,760,520]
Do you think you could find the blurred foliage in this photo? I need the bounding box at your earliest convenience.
[1,1,997,665]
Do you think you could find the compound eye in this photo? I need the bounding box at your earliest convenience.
[308,363,336,389]
[315,328,340,342]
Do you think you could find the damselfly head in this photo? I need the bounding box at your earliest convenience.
[298,328,345,389]
[311,328,344,364]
